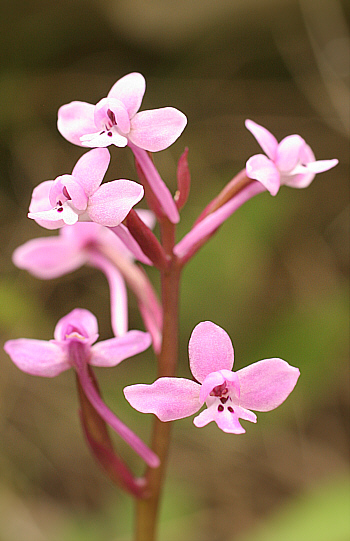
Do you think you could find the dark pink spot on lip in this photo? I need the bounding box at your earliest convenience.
[218,405,224,412]
[57,207,64,213]
[107,131,113,137]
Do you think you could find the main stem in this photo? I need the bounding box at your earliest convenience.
[135,220,181,541]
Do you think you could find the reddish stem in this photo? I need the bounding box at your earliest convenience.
[135,218,181,541]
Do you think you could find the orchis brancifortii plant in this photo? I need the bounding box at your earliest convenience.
[4,72,338,541]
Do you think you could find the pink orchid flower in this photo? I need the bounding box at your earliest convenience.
[4,308,159,468]
[124,321,300,434]
[57,72,187,152]
[12,212,163,347]
[245,119,338,196]
[28,148,144,229]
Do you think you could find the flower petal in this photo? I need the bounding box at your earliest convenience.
[214,408,246,434]
[57,101,96,146]
[4,339,69,377]
[200,369,240,403]
[234,405,257,423]
[284,157,339,189]
[128,108,187,152]
[124,378,202,421]
[29,180,54,212]
[199,371,225,403]
[12,236,86,279]
[245,119,278,160]
[28,201,79,228]
[28,181,64,230]
[108,72,146,119]
[193,404,216,428]
[54,308,99,343]
[189,321,234,383]
[237,358,300,412]
[246,154,281,195]
[303,158,339,174]
[193,403,246,433]
[72,148,111,196]
[87,180,144,227]
[94,97,130,134]
[50,175,88,210]
[79,128,128,148]
[275,134,305,173]
[90,331,151,366]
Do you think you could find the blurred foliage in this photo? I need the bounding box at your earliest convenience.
[237,474,350,541]
[0,0,349,540]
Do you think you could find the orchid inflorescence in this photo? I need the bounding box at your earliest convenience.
[4,72,338,505]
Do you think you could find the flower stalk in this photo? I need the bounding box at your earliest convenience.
[135,217,182,541]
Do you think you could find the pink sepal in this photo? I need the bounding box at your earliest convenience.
[245,119,278,159]
[72,148,110,196]
[87,179,144,227]
[90,331,152,367]
[57,101,96,146]
[124,378,202,422]
[129,108,187,152]
[237,358,300,412]
[189,321,234,383]
[12,236,86,279]
[108,72,146,118]
[246,154,280,195]
[4,339,69,377]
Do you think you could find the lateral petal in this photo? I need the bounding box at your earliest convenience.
[28,181,63,229]
[57,101,96,146]
[237,358,300,412]
[124,378,202,421]
[4,339,69,377]
[12,236,86,279]
[128,108,187,152]
[87,179,144,227]
[90,331,151,366]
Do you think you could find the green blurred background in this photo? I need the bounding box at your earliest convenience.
[0,1,349,540]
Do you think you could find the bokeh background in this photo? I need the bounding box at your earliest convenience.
[0,1,349,540]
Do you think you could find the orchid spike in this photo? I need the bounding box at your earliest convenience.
[57,72,187,152]
[4,308,159,467]
[124,321,300,434]
[245,119,338,195]
[28,148,144,229]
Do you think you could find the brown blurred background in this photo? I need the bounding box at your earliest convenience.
[0,1,349,540]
